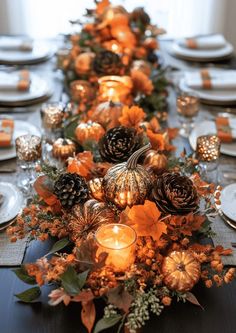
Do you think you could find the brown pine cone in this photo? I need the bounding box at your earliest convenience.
[130,7,150,27]
[93,50,122,75]
[99,126,143,163]
[151,172,199,215]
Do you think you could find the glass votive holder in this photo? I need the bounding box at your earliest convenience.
[40,102,65,163]
[15,134,42,194]
[177,92,199,137]
[95,224,137,272]
[196,134,221,183]
[69,80,96,112]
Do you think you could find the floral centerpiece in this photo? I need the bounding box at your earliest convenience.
[59,0,169,114]
[7,2,235,333]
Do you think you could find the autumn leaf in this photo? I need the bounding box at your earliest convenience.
[124,200,167,242]
[168,213,205,237]
[34,175,58,206]
[167,127,179,140]
[148,117,161,133]
[186,292,204,310]
[130,69,154,96]
[146,129,166,151]
[96,0,110,15]
[67,151,94,179]
[73,290,94,303]
[107,286,133,313]
[81,300,96,333]
[119,105,145,129]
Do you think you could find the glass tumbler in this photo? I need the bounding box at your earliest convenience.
[177,92,199,137]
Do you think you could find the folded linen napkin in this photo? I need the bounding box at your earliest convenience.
[0,118,14,147]
[178,34,227,50]
[216,117,236,143]
[0,70,30,91]
[184,70,236,90]
[0,37,33,52]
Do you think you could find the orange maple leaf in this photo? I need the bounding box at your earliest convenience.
[131,69,154,96]
[146,129,166,151]
[96,0,110,15]
[123,200,167,242]
[119,105,145,129]
[67,151,94,179]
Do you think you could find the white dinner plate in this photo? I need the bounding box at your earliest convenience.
[171,41,234,61]
[0,72,53,106]
[0,120,41,161]
[0,182,23,224]
[221,184,236,222]
[189,120,236,157]
[179,73,236,105]
[0,39,54,65]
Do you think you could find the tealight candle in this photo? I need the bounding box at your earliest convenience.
[98,75,133,103]
[95,224,137,271]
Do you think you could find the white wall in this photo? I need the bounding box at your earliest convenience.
[223,0,236,48]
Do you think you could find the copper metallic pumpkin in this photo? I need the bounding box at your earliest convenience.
[143,150,167,174]
[88,177,104,201]
[52,138,76,160]
[91,101,123,130]
[103,144,152,209]
[68,199,115,244]
[75,121,105,144]
[162,250,201,292]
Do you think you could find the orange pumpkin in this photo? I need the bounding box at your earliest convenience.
[91,101,123,129]
[75,52,95,75]
[162,250,201,292]
[75,121,105,144]
[52,138,76,160]
[143,150,167,174]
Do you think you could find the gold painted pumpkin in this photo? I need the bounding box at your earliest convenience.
[68,199,115,244]
[143,150,167,174]
[91,101,123,129]
[52,138,76,160]
[75,121,105,144]
[162,250,201,292]
[88,177,104,201]
[131,60,151,76]
[75,52,95,75]
[103,144,152,209]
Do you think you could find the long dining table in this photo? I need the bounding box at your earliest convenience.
[0,40,236,333]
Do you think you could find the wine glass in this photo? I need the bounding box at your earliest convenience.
[176,92,199,137]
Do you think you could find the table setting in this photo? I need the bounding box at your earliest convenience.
[1,2,236,333]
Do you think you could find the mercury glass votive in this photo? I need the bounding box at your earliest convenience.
[196,134,221,183]
[15,134,42,194]
[177,93,199,137]
[70,80,96,111]
[95,224,137,272]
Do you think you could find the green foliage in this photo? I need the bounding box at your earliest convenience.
[44,238,70,257]
[13,266,36,285]
[15,287,41,303]
[60,266,89,296]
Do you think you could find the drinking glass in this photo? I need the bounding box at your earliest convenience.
[176,92,199,137]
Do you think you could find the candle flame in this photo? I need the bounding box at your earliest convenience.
[113,225,119,234]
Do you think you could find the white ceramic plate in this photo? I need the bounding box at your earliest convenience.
[171,41,234,61]
[0,39,54,64]
[221,184,236,222]
[0,72,53,105]
[189,120,236,157]
[179,75,236,104]
[0,182,23,224]
[0,120,41,161]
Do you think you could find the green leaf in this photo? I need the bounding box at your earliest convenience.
[77,270,89,290]
[60,266,81,296]
[15,287,41,303]
[44,238,70,257]
[93,315,122,333]
[13,266,36,285]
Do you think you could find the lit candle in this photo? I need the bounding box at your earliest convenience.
[95,224,137,271]
[98,75,133,103]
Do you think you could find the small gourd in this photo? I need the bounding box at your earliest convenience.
[52,138,76,160]
[91,101,123,130]
[75,121,105,144]
[103,144,152,209]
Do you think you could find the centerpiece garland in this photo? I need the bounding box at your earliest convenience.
[7,1,235,333]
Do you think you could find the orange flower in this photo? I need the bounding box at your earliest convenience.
[96,0,110,15]
[119,105,145,129]
[146,129,166,151]
[131,69,153,95]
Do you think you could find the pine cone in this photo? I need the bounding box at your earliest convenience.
[93,51,122,75]
[99,126,143,163]
[130,7,150,27]
[152,172,199,215]
[54,173,89,208]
